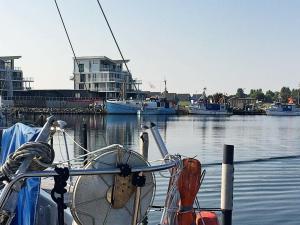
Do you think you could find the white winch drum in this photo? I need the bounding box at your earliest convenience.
[71,148,155,225]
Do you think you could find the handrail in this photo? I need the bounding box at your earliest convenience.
[0,158,179,209]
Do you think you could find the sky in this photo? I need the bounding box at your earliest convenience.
[1,0,300,95]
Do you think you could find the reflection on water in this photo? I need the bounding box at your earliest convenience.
[23,114,300,225]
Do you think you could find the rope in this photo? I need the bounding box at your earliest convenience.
[62,130,91,153]
[55,144,124,164]
[0,142,55,179]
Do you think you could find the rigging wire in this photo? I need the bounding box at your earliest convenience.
[53,0,88,91]
[95,0,140,96]
[95,0,130,75]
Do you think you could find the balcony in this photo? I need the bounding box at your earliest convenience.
[89,87,121,92]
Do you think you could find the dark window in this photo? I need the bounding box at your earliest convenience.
[79,64,84,72]
[79,84,84,90]
[80,74,86,82]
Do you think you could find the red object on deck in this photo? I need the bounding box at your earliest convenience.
[177,158,202,225]
[196,211,219,225]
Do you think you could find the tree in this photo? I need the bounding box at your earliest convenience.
[249,89,265,101]
[212,93,225,103]
[280,87,291,103]
[265,90,275,103]
[236,88,246,98]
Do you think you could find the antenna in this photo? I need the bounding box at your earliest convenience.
[163,78,167,93]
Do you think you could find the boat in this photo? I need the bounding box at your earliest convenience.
[0,116,221,225]
[189,88,232,116]
[189,102,232,115]
[105,99,142,114]
[138,80,177,115]
[266,102,300,116]
[138,97,176,115]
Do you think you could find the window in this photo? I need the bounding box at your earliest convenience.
[79,84,84,90]
[93,60,98,64]
[78,64,84,72]
[80,74,86,82]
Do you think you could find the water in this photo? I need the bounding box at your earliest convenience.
[28,114,300,224]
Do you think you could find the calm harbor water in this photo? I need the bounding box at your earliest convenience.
[27,114,300,225]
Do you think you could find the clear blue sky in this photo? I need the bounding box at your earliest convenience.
[1,0,300,95]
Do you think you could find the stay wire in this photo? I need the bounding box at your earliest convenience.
[95,0,131,75]
[53,0,88,91]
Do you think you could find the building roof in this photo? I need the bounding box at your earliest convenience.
[75,56,129,64]
[229,97,256,100]
[0,56,21,61]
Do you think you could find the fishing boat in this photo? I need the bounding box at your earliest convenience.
[105,99,142,114]
[138,97,176,115]
[189,89,232,116]
[138,80,177,115]
[0,116,221,225]
[266,102,300,116]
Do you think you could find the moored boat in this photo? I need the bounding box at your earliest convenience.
[189,88,232,116]
[189,102,232,115]
[138,97,176,115]
[105,99,142,114]
[266,102,300,116]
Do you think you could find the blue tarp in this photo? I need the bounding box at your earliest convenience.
[0,123,41,225]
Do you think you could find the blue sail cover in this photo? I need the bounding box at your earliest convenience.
[0,123,41,225]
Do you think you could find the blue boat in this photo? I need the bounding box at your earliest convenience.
[105,99,142,114]
[138,97,176,115]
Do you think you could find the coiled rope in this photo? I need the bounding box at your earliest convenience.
[0,142,55,180]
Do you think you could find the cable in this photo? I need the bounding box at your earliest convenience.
[62,130,90,153]
[95,0,130,74]
[95,0,140,95]
[53,0,88,91]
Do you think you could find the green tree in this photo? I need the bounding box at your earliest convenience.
[212,93,225,103]
[249,89,265,101]
[265,90,275,103]
[236,88,246,98]
[280,87,291,103]
[291,89,300,101]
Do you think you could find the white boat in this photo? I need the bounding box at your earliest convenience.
[189,102,232,115]
[138,97,176,115]
[189,88,232,116]
[105,99,142,114]
[266,103,300,116]
[138,80,177,115]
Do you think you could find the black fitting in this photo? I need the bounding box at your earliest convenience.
[118,164,131,177]
[51,167,69,225]
[132,172,146,187]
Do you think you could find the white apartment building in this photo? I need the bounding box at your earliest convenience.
[0,56,33,97]
[72,56,140,99]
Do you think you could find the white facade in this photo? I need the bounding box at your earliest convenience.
[73,56,139,98]
[0,56,33,97]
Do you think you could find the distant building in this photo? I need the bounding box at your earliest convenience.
[177,93,191,101]
[191,94,203,101]
[0,56,33,97]
[228,97,256,109]
[72,56,141,99]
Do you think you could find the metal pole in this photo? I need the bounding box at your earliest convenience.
[50,136,53,149]
[221,144,234,225]
[149,123,168,158]
[132,131,149,225]
[139,132,149,160]
[82,123,88,165]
